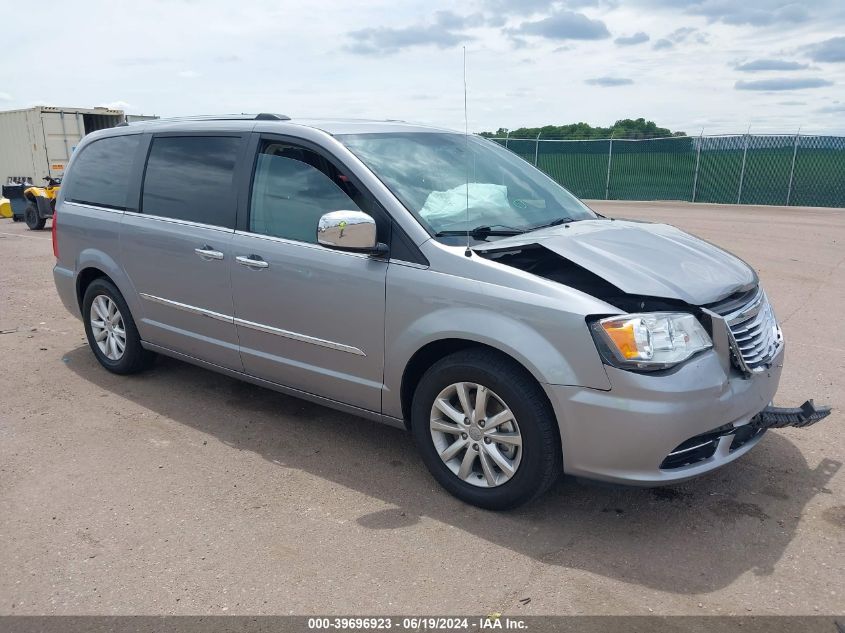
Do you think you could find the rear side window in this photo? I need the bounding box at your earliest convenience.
[64,135,141,209]
[141,136,240,228]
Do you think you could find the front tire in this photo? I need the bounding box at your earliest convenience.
[82,279,154,374]
[24,202,46,230]
[411,348,561,510]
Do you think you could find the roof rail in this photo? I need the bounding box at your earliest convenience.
[125,113,291,124]
[255,113,291,121]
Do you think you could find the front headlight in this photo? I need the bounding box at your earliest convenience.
[589,312,712,371]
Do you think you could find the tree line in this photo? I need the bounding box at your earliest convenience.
[478,118,686,140]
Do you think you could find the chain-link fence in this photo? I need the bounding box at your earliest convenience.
[491,134,845,208]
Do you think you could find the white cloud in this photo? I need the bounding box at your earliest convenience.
[585,76,635,86]
[615,31,650,46]
[735,77,833,90]
[0,0,842,134]
[98,100,133,110]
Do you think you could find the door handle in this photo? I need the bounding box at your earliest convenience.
[236,255,269,269]
[195,246,224,260]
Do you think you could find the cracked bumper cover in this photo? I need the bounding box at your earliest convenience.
[753,399,832,429]
[543,345,787,485]
[544,338,833,486]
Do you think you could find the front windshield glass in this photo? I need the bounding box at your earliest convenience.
[336,132,596,240]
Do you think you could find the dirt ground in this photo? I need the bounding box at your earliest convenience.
[0,201,842,616]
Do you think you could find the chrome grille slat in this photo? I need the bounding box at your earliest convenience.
[733,317,766,335]
[715,288,783,374]
[732,311,768,332]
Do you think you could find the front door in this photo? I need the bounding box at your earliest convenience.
[230,138,388,412]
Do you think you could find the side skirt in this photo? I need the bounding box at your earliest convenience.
[140,341,406,430]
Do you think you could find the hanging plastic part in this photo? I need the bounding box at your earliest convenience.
[751,399,832,430]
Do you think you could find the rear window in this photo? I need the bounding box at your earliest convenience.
[63,135,141,209]
[141,136,241,229]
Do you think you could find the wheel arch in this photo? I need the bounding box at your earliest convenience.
[76,267,114,311]
[399,338,555,431]
[74,248,136,306]
[73,251,144,338]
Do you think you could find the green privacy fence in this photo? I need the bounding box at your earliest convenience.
[491,134,845,208]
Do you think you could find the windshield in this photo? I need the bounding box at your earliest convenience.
[336,132,596,241]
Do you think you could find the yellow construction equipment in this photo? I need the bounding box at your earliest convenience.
[23,176,61,230]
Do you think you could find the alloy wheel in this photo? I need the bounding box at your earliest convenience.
[429,382,523,488]
[90,295,127,361]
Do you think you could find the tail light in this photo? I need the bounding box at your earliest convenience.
[51,207,58,258]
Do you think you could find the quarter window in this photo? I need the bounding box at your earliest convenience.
[142,136,241,228]
[249,143,365,243]
[63,135,141,209]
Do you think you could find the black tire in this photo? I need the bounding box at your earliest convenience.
[82,278,154,374]
[24,202,46,230]
[411,348,561,510]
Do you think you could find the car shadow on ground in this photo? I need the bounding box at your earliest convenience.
[64,346,840,595]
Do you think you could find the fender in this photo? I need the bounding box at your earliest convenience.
[382,263,613,420]
[24,186,47,200]
[24,186,57,219]
[75,247,144,327]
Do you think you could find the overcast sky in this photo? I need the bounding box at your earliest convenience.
[2,0,844,135]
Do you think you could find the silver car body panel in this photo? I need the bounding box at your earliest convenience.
[473,219,758,305]
[52,116,785,485]
[230,230,387,412]
[120,211,243,371]
[547,343,783,484]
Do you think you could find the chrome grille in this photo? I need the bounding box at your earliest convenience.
[720,289,783,374]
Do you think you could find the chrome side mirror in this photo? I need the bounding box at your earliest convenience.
[317,210,386,254]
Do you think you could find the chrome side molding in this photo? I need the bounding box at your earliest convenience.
[139,293,233,323]
[233,317,366,356]
[139,293,365,356]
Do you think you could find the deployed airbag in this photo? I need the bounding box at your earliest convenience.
[420,183,511,223]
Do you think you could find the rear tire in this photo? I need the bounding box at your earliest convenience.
[82,279,154,374]
[24,202,46,230]
[411,348,561,510]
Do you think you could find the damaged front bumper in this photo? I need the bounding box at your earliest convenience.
[657,399,833,471]
[543,342,833,486]
[753,399,832,429]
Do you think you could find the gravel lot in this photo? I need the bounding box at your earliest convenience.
[0,201,842,615]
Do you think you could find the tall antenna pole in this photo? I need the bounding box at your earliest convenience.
[463,46,471,257]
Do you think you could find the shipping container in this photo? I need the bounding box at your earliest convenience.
[0,106,126,185]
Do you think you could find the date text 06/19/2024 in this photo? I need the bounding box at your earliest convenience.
[307,616,528,630]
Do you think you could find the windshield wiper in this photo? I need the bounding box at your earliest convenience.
[435,225,525,239]
[525,217,575,232]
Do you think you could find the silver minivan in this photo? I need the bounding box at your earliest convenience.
[52,114,829,509]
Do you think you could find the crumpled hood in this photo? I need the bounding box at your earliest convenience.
[473,219,757,305]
